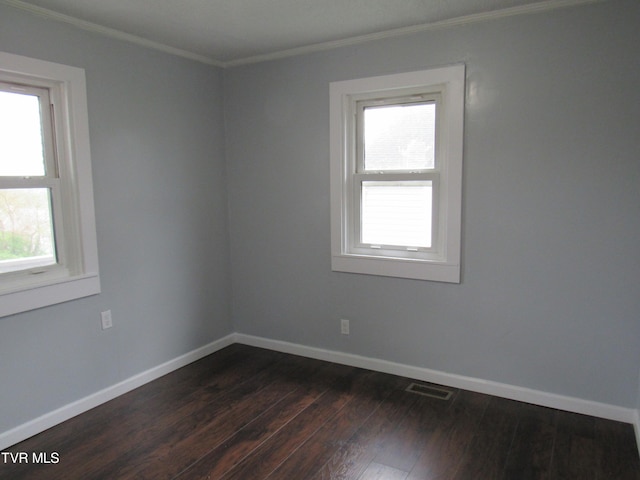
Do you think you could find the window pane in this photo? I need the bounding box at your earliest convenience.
[0,90,46,176]
[0,188,56,273]
[364,103,435,171]
[361,182,432,248]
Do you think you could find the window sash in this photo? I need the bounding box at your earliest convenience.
[356,93,441,174]
[0,187,57,274]
[0,81,57,179]
[0,82,66,279]
[350,174,440,258]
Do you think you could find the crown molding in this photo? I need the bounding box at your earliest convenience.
[3,0,603,68]
[223,0,604,67]
[1,0,224,67]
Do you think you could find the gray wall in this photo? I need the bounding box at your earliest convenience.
[1,0,639,441]
[0,4,232,433]
[637,368,640,413]
[225,0,640,408]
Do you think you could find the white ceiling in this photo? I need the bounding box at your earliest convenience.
[5,0,596,66]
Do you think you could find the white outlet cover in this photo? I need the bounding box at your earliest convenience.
[101,310,113,330]
[341,319,350,335]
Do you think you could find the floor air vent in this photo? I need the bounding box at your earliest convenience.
[406,382,453,400]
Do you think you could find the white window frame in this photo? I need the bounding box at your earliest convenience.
[0,52,100,317]
[330,65,464,283]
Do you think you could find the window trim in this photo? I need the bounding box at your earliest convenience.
[330,65,464,283]
[0,52,100,317]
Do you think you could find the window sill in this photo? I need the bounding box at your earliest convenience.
[331,254,460,283]
[0,273,101,318]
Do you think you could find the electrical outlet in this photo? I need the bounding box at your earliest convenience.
[341,318,350,335]
[101,310,113,330]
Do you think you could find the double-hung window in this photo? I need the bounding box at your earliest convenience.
[330,65,464,282]
[0,81,58,274]
[0,52,100,317]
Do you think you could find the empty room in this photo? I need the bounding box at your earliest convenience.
[0,0,639,478]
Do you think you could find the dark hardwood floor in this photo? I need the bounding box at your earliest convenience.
[2,344,639,479]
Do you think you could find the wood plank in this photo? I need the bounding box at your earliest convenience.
[173,384,324,479]
[371,383,457,472]
[548,411,599,480]
[406,389,491,480]
[594,418,640,480]
[309,384,422,480]
[264,372,405,480]
[137,360,342,480]
[451,396,522,479]
[87,353,324,480]
[358,462,408,480]
[180,366,364,480]
[502,403,556,480]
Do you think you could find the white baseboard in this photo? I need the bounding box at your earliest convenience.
[2,331,636,452]
[235,333,637,425]
[0,334,236,451]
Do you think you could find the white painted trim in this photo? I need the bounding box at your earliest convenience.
[235,333,637,425]
[0,0,223,67]
[330,65,464,283]
[3,332,636,452]
[0,52,101,317]
[2,0,603,68]
[223,0,603,67]
[0,334,235,450]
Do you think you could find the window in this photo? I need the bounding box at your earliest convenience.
[330,65,464,282]
[0,52,100,317]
